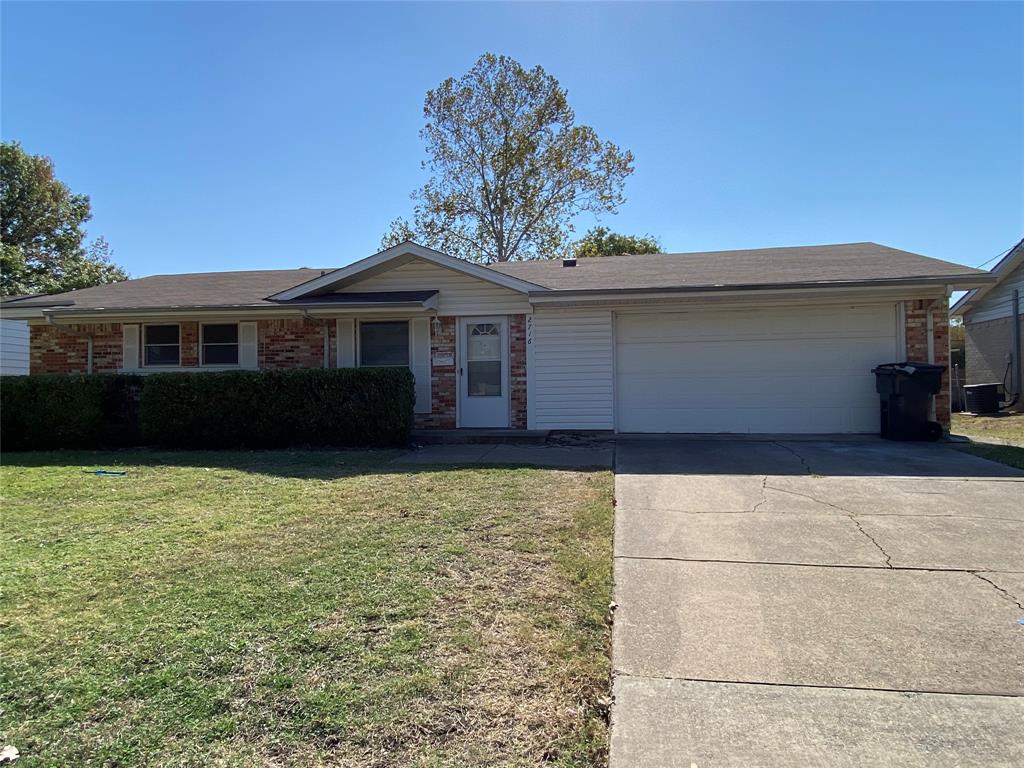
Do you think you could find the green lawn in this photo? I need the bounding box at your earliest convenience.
[951,412,1024,444]
[950,412,1024,469]
[0,450,613,767]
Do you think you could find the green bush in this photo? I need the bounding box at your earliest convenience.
[139,368,414,449]
[0,374,143,451]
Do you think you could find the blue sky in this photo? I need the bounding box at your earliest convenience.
[2,1,1022,277]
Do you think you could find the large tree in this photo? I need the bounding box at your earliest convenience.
[382,53,634,262]
[572,226,661,258]
[1,141,127,295]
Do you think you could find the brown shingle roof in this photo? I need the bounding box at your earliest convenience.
[1,269,329,310]
[487,242,986,291]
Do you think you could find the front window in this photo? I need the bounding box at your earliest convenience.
[359,321,409,366]
[144,325,180,366]
[201,323,239,365]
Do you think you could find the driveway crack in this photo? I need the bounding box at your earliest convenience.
[765,483,894,568]
[773,441,814,474]
[971,572,1024,611]
[849,514,894,568]
[750,476,769,513]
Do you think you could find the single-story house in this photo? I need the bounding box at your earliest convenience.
[950,237,1023,412]
[0,241,992,434]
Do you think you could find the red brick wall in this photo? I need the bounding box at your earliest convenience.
[416,316,456,429]
[258,319,332,369]
[510,314,528,428]
[905,299,950,428]
[30,323,123,374]
[180,322,199,367]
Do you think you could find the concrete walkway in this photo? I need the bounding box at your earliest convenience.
[611,439,1024,767]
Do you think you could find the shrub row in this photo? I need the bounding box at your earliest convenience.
[1,368,414,451]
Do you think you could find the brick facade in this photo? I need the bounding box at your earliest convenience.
[415,316,456,429]
[904,299,951,427]
[964,314,1024,413]
[258,318,334,369]
[30,323,123,374]
[509,314,528,428]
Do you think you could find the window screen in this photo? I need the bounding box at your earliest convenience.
[359,321,409,367]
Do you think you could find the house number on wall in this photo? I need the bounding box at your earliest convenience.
[526,315,534,345]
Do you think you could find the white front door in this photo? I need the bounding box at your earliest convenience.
[458,316,510,428]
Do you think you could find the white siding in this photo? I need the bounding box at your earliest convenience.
[967,261,1024,323]
[530,307,614,430]
[338,258,530,316]
[0,319,29,375]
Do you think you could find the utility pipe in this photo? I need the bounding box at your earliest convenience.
[45,315,93,373]
[301,311,331,369]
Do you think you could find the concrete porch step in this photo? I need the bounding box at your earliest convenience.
[412,428,550,445]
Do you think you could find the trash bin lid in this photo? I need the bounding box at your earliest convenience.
[872,361,946,375]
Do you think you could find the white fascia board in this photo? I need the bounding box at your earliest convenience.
[267,241,548,301]
[528,282,956,309]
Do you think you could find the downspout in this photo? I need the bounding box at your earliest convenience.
[301,311,330,369]
[46,315,93,373]
[1006,288,1022,409]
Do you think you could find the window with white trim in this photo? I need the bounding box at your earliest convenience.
[359,321,409,367]
[201,323,239,365]
[144,325,180,366]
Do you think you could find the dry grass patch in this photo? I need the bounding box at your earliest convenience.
[1,450,612,767]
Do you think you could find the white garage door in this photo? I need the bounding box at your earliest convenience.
[615,304,899,434]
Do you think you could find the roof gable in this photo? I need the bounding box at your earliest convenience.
[268,242,546,301]
[950,237,1024,317]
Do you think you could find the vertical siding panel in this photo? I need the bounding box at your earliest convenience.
[531,308,614,430]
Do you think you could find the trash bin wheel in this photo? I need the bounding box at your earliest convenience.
[924,421,944,442]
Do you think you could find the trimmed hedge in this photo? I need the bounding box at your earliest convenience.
[0,368,414,451]
[139,368,414,448]
[0,374,143,451]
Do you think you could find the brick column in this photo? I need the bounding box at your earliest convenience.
[416,316,456,429]
[905,299,950,428]
[510,314,528,428]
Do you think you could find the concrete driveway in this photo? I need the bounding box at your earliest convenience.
[610,438,1024,767]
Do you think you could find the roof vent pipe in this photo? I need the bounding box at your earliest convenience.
[562,257,577,268]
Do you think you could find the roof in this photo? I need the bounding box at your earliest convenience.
[949,237,1024,317]
[488,242,989,292]
[0,269,328,311]
[0,241,991,318]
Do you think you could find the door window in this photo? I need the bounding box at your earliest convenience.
[467,322,501,397]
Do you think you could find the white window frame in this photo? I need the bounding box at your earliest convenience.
[356,319,412,368]
[142,323,182,367]
[200,322,240,367]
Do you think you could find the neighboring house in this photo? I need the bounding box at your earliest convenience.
[950,237,1024,412]
[0,241,991,433]
[0,318,30,376]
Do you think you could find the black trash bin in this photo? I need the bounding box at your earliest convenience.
[871,362,946,441]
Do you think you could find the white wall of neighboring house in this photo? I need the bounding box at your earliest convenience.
[0,319,30,375]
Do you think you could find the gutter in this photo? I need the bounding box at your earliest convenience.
[46,315,94,373]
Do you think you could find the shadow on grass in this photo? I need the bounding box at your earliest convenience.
[0,447,609,479]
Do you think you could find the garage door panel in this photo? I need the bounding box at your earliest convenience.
[615,305,897,434]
